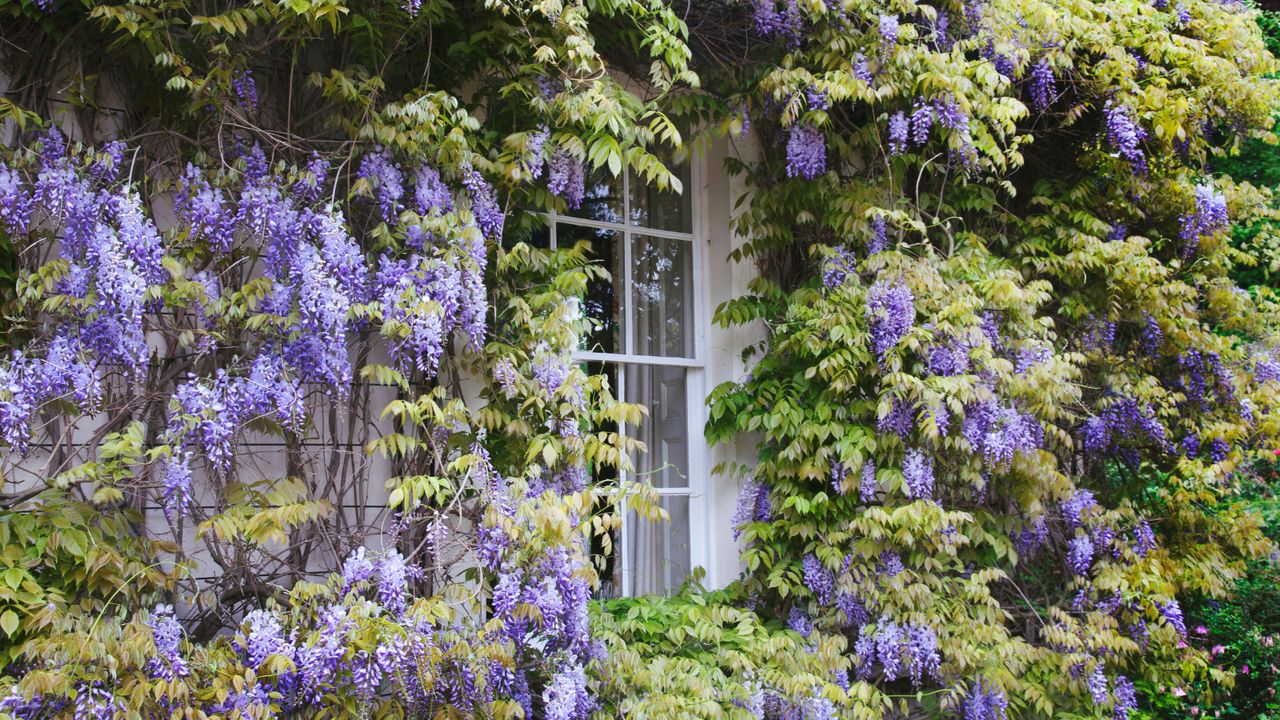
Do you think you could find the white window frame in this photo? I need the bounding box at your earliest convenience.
[545,153,710,596]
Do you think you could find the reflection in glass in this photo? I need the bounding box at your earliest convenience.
[632,236,694,358]
[557,223,623,354]
[624,364,688,489]
[567,164,623,224]
[630,156,692,233]
[522,224,551,250]
[626,495,691,595]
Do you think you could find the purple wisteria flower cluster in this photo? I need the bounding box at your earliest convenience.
[902,448,935,499]
[961,679,1009,720]
[853,620,941,686]
[0,137,506,555]
[1179,182,1228,256]
[0,538,562,720]
[1029,59,1057,111]
[786,124,827,179]
[163,353,305,483]
[887,96,976,162]
[732,479,774,539]
[822,246,857,289]
[866,279,915,359]
[1104,101,1148,173]
[961,399,1044,469]
[1081,395,1169,463]
[752,0,803,46]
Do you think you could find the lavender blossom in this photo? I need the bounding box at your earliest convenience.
[929,339,970,376]
[823,246,856,289]
[232,70,259,112]
[907,624,941,686]
[860,461,878,502]
[803,554,834,604]
[963,679,1009,720]
[175,164,235,253]
[806,87,830,111]
[1179,182,1228,256]
[242,610,293,668]
[879,15,900,55]
[1159,599,1187,637]
[415,165,454,216]
[902,449,934,500]
[878,398,915,437]
[73,685,124,720]
[853,53,873,84]
[910,102,934,146]
[1104,101,1147,173]
[294,153,331,202]
[0,162,31,236]
[377,549,410,615]
[786,124,827,179]
[341,547,376,590]
[146,604,190,680]
[888,111,910,156]
[787,606,813,637]
[544,663,592,720]
[161,453,194,521]
[866,279,915,358]
[1030,59,1056,111]
[733,480,772,539]
[524,126,550,179]
[1112,675,1137,720]
[287,243,354,390]
[880,550,905,576]
[1012,514,1049,557]
[1088,665,1109,706]
[463,168,504,239]
[1132,520,1156,557]
[1141,314,1163,355]
[752,0,803,46]
[548,149,586,210]
[1207,437,1230,464]
[961,400,1043,468]
[830,460,849,494]
[869,214,887,254]
[358,148,405,223]
[1067,534,1095,576]
[1061,489,1097,529]
[89,141,127,185]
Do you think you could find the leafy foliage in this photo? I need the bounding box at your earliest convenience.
[3,0,1280,717]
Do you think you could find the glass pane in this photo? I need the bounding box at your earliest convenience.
[630,154,692,233]
[632,236,694,358]
[567,164,624,224]
[624,364,688,489]
[558,223,623,354]
[523,224,551,250]
[626,495,691,596]
[503,212,551,250]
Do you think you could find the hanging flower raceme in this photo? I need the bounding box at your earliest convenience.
[1179,182,1228,256]
[176,163,235,253]
[1029,59,1056,111]
[786,124,827,179]
[1103,101,1148,173]
[866,279,915,360]
[548,149,586,210]
[358,148,406,224]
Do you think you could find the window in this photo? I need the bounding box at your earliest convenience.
[545,156,706,596]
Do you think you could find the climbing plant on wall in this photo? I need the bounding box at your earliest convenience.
[1,0,1279,718]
